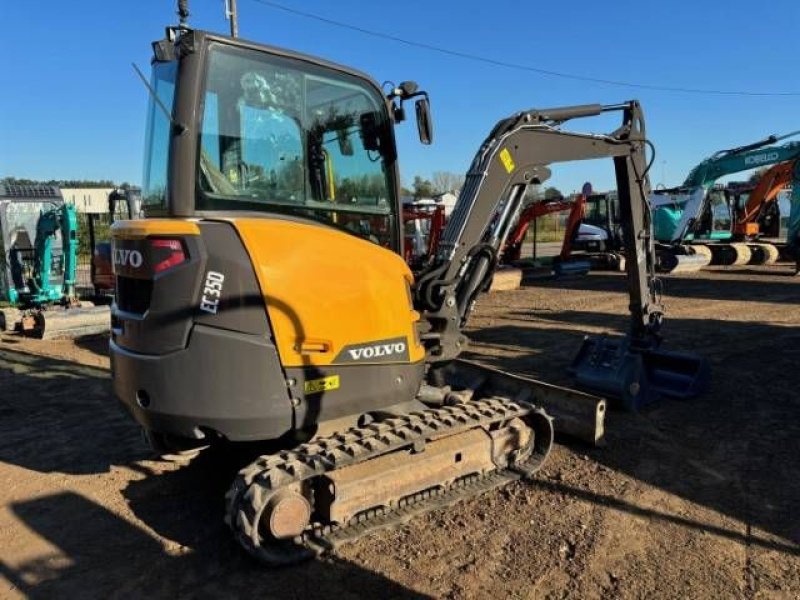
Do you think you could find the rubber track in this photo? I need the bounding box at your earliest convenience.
[225,397,551,565]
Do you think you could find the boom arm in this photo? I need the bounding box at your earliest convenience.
[559,192,587,261]
[32,204,78,301]
[415,101,660,362]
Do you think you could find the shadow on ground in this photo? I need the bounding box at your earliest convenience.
[1,491,428,599]
[466,307,800,549]
[72,334,111,357]
[523,269,799,304]
[0,348,143,474]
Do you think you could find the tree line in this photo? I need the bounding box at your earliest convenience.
[1,177,132,189]
[403,171,562,204]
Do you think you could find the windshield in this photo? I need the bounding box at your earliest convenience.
[707,189,732,232]
[197,44,398,248]
[584,195,608,226]
[141,61,177,211]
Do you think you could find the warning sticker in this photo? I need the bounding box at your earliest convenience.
[499,148,516,173]
[304,375,340,395]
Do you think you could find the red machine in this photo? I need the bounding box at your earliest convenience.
[500,193,587,264]
[402,203,446,267]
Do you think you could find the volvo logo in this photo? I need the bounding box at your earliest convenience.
[334,337,410,364]
[347,342,407,361]
[114,248,143,268]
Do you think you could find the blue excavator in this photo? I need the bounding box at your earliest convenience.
[652,131,800,272]
[8,202,79,308]
[0,183,110,338]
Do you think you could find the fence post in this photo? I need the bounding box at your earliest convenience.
[88,214,96,293]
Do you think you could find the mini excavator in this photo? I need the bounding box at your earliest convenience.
[110,3,707,564]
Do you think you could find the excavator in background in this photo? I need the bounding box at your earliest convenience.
[725,159,799,262]
[564,189,631,271]
[653,131,800,271]
[0,183,64,314]
[402,201,445,269]
[110,6,707,565]
[501,185,631,274]
[8,202,79,309]
[500,195,574,262]
[0,183,112,338]
[500,189,592,276]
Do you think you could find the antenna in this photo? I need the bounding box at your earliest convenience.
[225,0,239,37]
[177,0,189,27]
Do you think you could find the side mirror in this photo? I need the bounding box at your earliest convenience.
[415,96,433,145]
[336,129,354,156]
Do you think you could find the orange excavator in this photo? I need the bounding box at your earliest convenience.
[731,159,796,256]
[500,187,596,275]
[500,196,576,263]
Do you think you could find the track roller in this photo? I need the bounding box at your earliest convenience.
[747,243,780,265]
[708,243,751,266]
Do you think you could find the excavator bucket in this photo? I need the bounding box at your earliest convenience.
[570,334,710,411]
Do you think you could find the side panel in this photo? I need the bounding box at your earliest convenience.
[110,219,295,442]
[286,362,426,427]
[231,218,425,368]
[111,325,293,442]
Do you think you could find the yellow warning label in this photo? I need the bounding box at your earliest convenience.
[499,148,516,173]
[304,375,340,395]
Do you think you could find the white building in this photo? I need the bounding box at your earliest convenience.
[402,192,460,217]
[60,188,115,214]
[432,192,458,217]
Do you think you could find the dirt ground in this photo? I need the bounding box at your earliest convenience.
[1,264,798,599]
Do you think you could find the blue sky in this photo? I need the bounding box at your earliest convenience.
[2,0,798,193]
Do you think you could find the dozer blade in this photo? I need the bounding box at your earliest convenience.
[435,359,606,445]
[21,305,111,340]
[570,334,710,411]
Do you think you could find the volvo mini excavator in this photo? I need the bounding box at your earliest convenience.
[110,5,707,564]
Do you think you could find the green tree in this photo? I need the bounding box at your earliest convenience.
[412,176,435,199]
[1,176,118,188]
[431,171,465,194]
[543,186,563,200]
